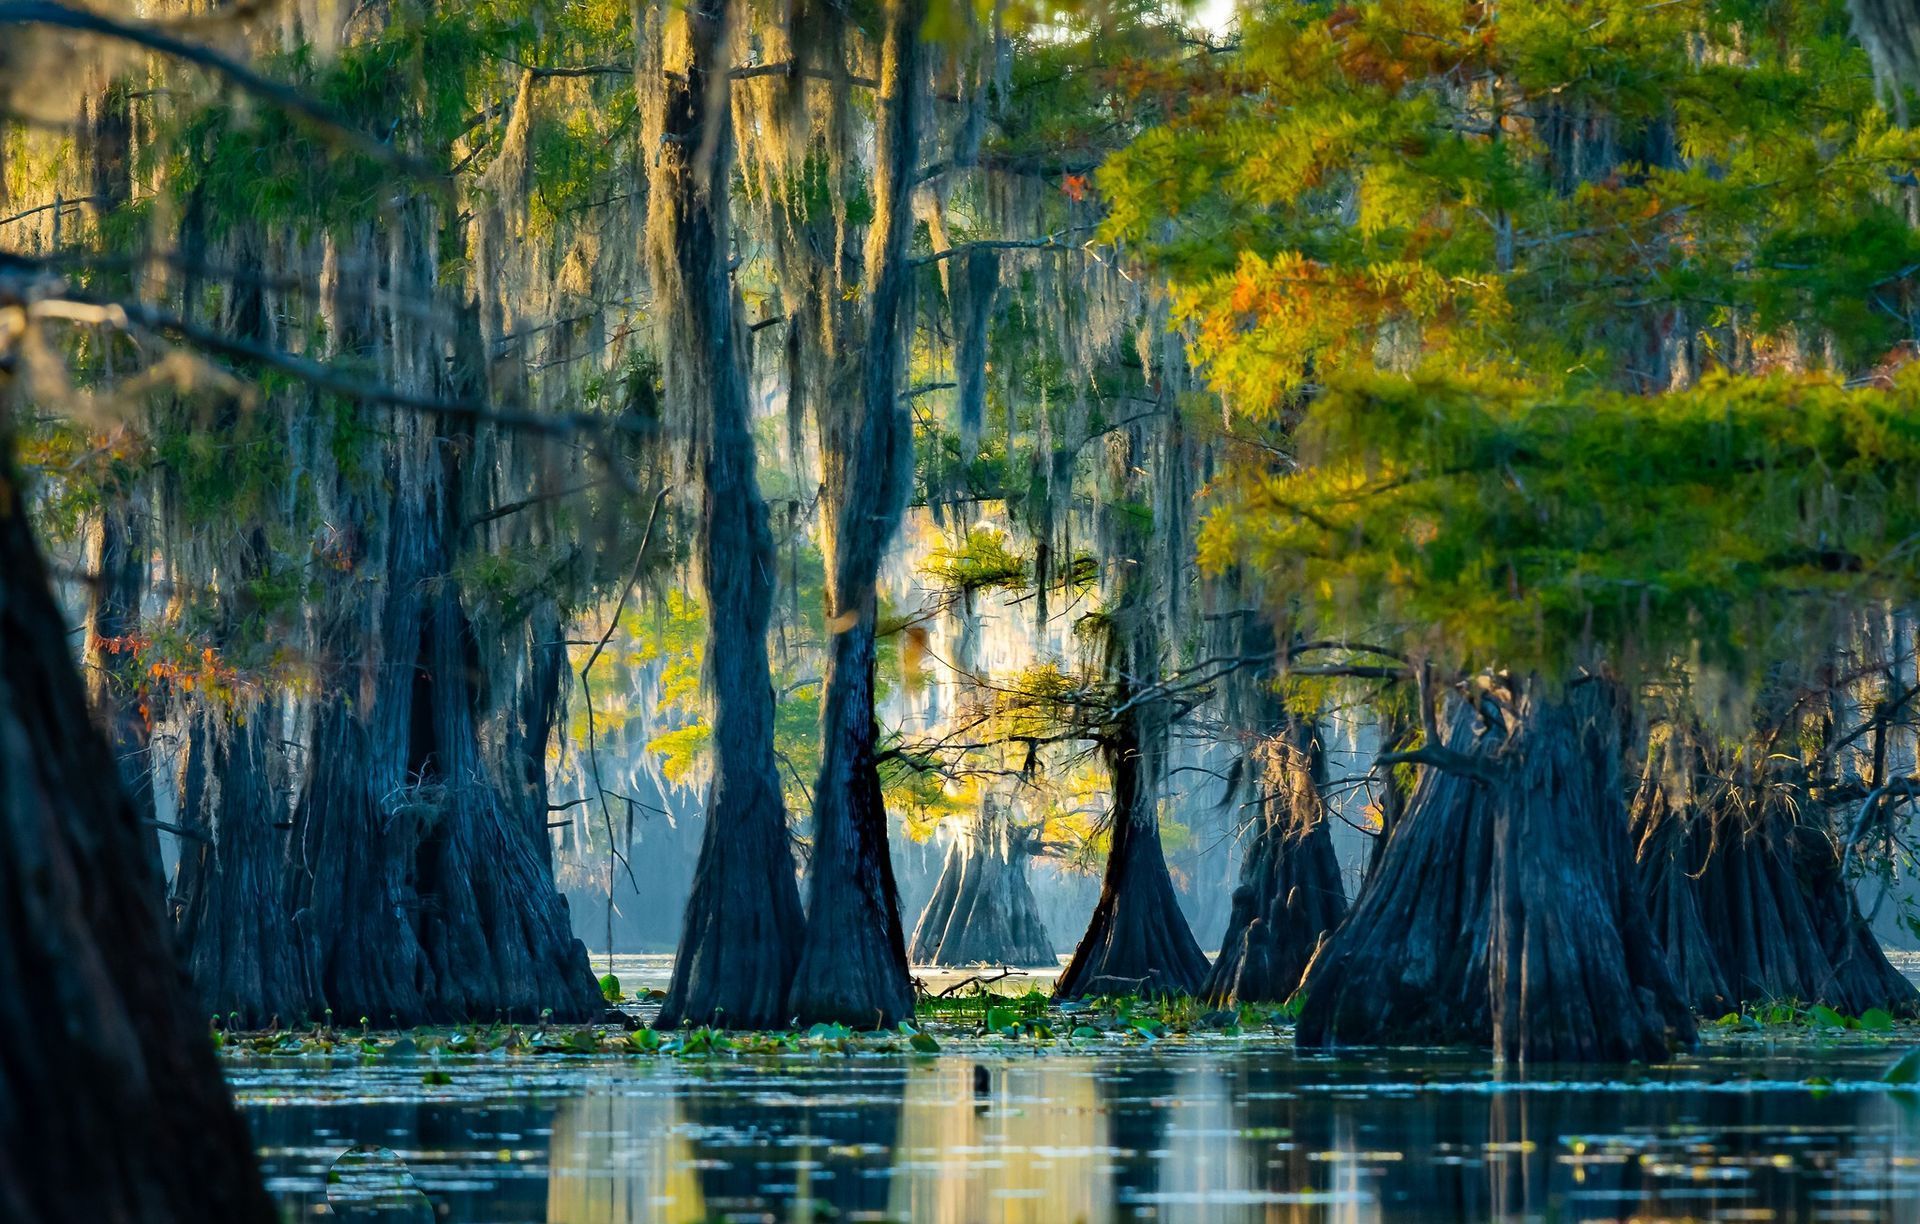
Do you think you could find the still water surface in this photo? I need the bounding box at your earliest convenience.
[234,1032,1920,1222]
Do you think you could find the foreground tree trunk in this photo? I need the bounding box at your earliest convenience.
[787,0,926,1027]
[1202,715,1347,1006]
[1297,678,1695,1063]
[0,431,272,1221]
[645,0,805,1030]
[910,807,1054,967]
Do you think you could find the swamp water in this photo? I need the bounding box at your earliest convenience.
[232,958,1920,1221]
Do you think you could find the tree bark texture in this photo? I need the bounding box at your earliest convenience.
[0,432,274,1222]
[787,0,926,1027]
[1202,715,1347,1006]
[1296,678,1695,1063]
[646,0,806,1030]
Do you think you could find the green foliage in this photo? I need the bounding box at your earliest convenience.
[1213,367,1920,680]
[1886,1048,1920,1084]
[1100,0,1920,686]
[921,528,1030,595]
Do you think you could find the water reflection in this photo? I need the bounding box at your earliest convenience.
[231,1040,1920,1222]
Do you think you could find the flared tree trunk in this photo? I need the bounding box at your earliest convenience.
[161,404,312,1027]
[787,0,926,1027]
[1634,727,1918,1016]
[1629,736,1734,1015]
[0,431,272,1221]
[910,814,1054,967]
[646,0,805,1030]
[288,214,598,1025]
[1202,716,1347,1006]
[413,583,602,1020]
[174,705,310,1026]
[1297,678,1695,1063]
[1054,638,1211,999]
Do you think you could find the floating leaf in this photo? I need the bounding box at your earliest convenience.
[627,1028,662,1053]
[909,1031,940,1054]
[1809,1004,1847,1030]
[1884,1048,1920,1084]
[1862,1008,1896,1032]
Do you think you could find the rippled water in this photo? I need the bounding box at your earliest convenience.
[233,1028,1920,1222]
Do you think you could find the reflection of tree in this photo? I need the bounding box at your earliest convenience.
[890,1060,1107,1224]
[545,1089,684,1224]
[1099,1061,1183,1214]
[673,1066,904,1222]
[244,1094,559,1222]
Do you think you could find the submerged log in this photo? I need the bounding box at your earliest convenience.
[1296,677,1695,1063]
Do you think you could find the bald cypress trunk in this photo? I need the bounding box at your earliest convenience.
[909,812,1054,967]
[786,0,925,1027]
[1635,729,1917,1017]
[1054,602,1210,998]
[1297,678,1694,1063]
[0,427,272,1221]
[80,490,155,860]
[1630,735,1734,1016]
[288,212,597,1026]
[1202,715,1347,1006]
[173,704,310,1026]
[646,0,805,1031]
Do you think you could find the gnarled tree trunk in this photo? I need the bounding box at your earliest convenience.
[1699,810,1916,1015]
[910,810,1054,967]
[287,213,598,1026]
[1202,715,1347,1006]
[786,0,926,1027]
[645,0,805,1030]
[1635,728,1917,1016]
[0,424,272,1221]
[1297,677,1694,1063]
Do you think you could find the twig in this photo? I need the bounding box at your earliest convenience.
[933,966,1022,998]
[579,486,671,972]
